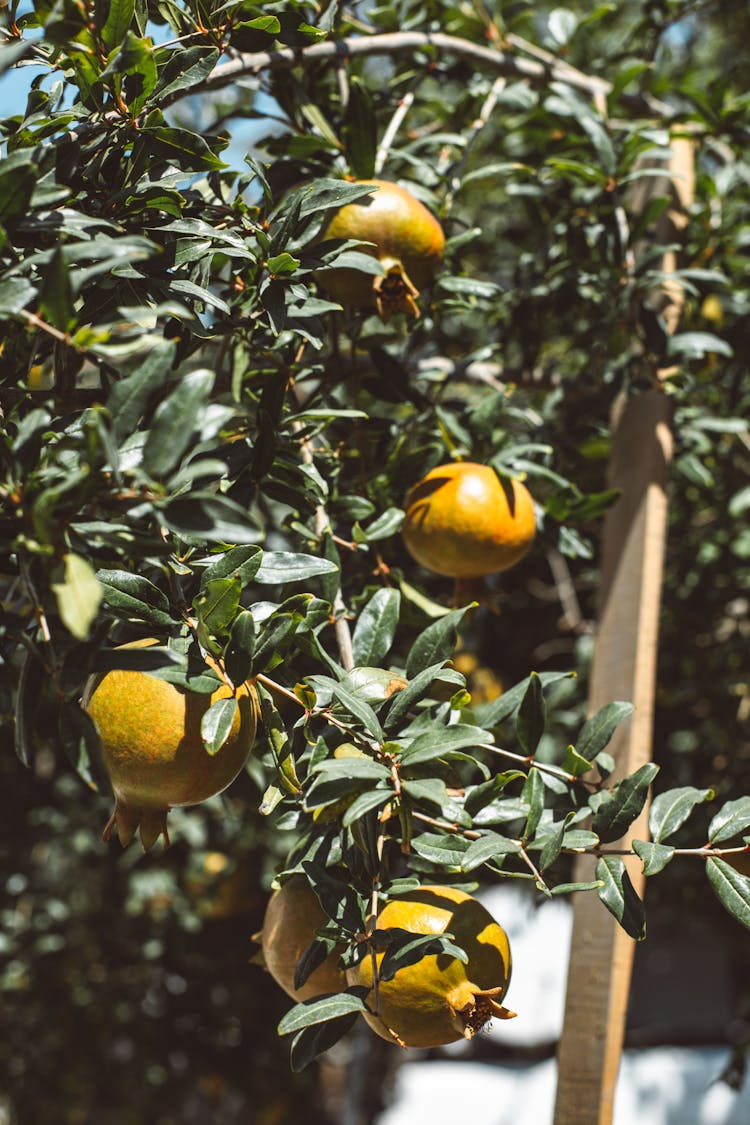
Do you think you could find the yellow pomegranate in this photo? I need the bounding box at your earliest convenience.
[346,885,514,1048]
[402,462,536,579]
[260,876,347,1002]
[85,665,257,850]
[318,179,445,321]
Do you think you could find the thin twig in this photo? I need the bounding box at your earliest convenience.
[374,90,415,175]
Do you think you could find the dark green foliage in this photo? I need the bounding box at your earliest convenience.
[1,0,750,1116]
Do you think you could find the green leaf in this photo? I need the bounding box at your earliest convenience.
[398,724,490,767]
[289,1012,359,1072]
[160,493,262,545]
[0,276,36,315]
[154,46,220,101]
[522,768,545,841]
[632,839,675,876]
[562,744,595,777]
[595,856,646,940]
[410,832,471,868]
[341,789,392,826]
[200,696,238,755]
[592,763,659,844]
[107,342,174,443]
[351,588,400,667]
[669,331,733,359]
[312,758,390,782]
[97,570,175,626]
[377,930,468,982]
[401,777,448,809]
[51,553,103,640]
[384,663,447,732]
[224,611,256,686]
[38,247,74,332]
[461,831,521,872]
[194,577,241,638]
[357,507,404,542]
[475,672,575,728]
[706,858,750,932]
[278,992,366,1035]
[576,701,633,762]
[257,683,301,795]
[342,78,377,179]
[143,368,214,478]
[708,798,750,844]
[199,545,263,591]
[329,684,385,742]
[538,813,574,872]
[649,786,715,843]
[254,552,337,584]
[405,606,474,679]
[102,0,135,49]
[516,672,545,755]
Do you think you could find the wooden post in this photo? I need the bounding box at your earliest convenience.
[553,137,694,1125]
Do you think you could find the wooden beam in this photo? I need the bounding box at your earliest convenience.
[552,136,694,1125]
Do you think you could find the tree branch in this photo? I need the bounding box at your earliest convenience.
[162,31,672,119]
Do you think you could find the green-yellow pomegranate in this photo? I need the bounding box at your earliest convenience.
[317,179,445,321]
[85,664,257,850]
[346,885,515,1048]
[260,876,347,1002]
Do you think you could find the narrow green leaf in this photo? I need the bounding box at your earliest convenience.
[475,671,575,728]
[289,1012,358,1072]
[592,763,659,843]
[257,683,301,794]
[384,663,448,732]
[517,672,545,755]
[410,832,471,868]
[97,569,175,626]
[576,701,633,762]
[38,247,74,331]
[708,798,750,844]
[278,992,366,1035]
[254,552,337,584]
[102,0,135,49]
[522,768,545,841]
[706,858,750,932]
[461,831,521,872]
[649,786,715,843]
[351,588,400,667]
[341,789,392,826]
[194,577,241,638]
[200,696,238,755]
[143,368,214,478]
[398,724,490,767]
[595,856,646,940]
[329,684,385,742]
[405,606,473,679]
[224,611,256,687]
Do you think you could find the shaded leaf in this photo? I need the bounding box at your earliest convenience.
[595,856,646,940]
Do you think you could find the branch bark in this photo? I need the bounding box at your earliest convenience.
[162,31,672,119]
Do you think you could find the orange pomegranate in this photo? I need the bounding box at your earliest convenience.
[402,461,536,578]
[346,885,514,1047]
[86,665,257,850]
[260,876,347,1002]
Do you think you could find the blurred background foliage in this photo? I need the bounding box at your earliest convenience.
[1,0,749,1122]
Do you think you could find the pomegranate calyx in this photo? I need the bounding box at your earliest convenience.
[373,257,421,321]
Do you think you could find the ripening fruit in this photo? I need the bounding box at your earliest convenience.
[346,885,515,1048]
[402,461,536,579]
[86,666,258,850]
[318,179,445,321]
[260,876,347,1002]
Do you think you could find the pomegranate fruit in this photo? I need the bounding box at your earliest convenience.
[402,461,536,578]
[318,179,445,321]
[259,875,347,1002]
[346,884,514,1048]
[85,662,258,850]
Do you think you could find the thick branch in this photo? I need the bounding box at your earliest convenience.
[164,31,671,118]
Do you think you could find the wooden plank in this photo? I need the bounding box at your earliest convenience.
[552,136,694,1125]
